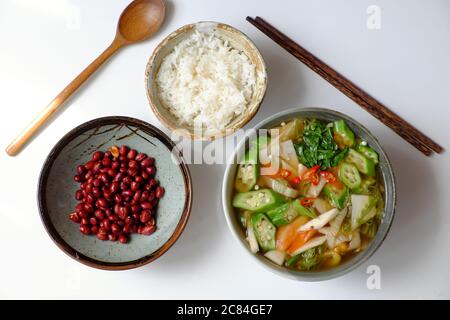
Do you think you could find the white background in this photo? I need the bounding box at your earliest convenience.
[0,0,449,299]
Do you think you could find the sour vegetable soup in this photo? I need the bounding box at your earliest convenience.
[232,118,385,271]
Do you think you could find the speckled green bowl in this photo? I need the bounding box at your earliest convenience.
[38,117,192,270]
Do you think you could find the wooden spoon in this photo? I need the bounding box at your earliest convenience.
[6,0,166,156]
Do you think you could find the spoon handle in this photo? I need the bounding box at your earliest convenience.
[5,38,125,156]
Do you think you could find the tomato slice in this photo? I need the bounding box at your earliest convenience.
[287,230,318,255]
[276,216,309,251]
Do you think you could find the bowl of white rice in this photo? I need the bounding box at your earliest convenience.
[145,21,267,140]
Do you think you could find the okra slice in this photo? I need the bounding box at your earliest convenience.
[339,162,362,189]
[357,145,379,164]
[267,203,298,226]
[251,213,276,252]
[323,183,349,210]
[235,135,271,192]
[235,161,259,192]
[346,149,376,177]
[333,120,355,148]
[235,145,259,192]
[232,189,285,213]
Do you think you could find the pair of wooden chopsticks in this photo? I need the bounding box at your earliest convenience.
[247,16,443,156]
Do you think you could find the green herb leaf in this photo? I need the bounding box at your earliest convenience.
[295,120,348,169]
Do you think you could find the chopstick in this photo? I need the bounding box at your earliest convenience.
[247,16,444,156]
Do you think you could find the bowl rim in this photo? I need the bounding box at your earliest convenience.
[144,20,268,141]
[37,116,193,270]
[222,107,396,281]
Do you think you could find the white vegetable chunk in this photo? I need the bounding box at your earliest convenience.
[329,208,348,236]
[290,236,327,256]
[313,198,333,214]
[306,176,327,198]
[298,163,308,177]
[264,250,286,266]
[299,208,339,232]
[259,140,281,176]
[351,195,376,230]
[319,227,331,235]
[280,140,300,169]
[260,156,280,176]
[280,159,298,177]
[348,230,361,251]
[259,138,281,165]
[319,208,347,248]
[246,224,259,253]
[335,234,352,246]
[259,176,298,198]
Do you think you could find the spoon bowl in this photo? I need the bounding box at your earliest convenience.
[118,0,166,43]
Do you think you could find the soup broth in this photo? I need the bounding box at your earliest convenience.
[232,118,384,271]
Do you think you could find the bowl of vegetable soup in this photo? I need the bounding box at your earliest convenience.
[222,107,396,281]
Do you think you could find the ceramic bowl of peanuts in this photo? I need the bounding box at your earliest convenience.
[38,116,192,270]
[71,145,165,243]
